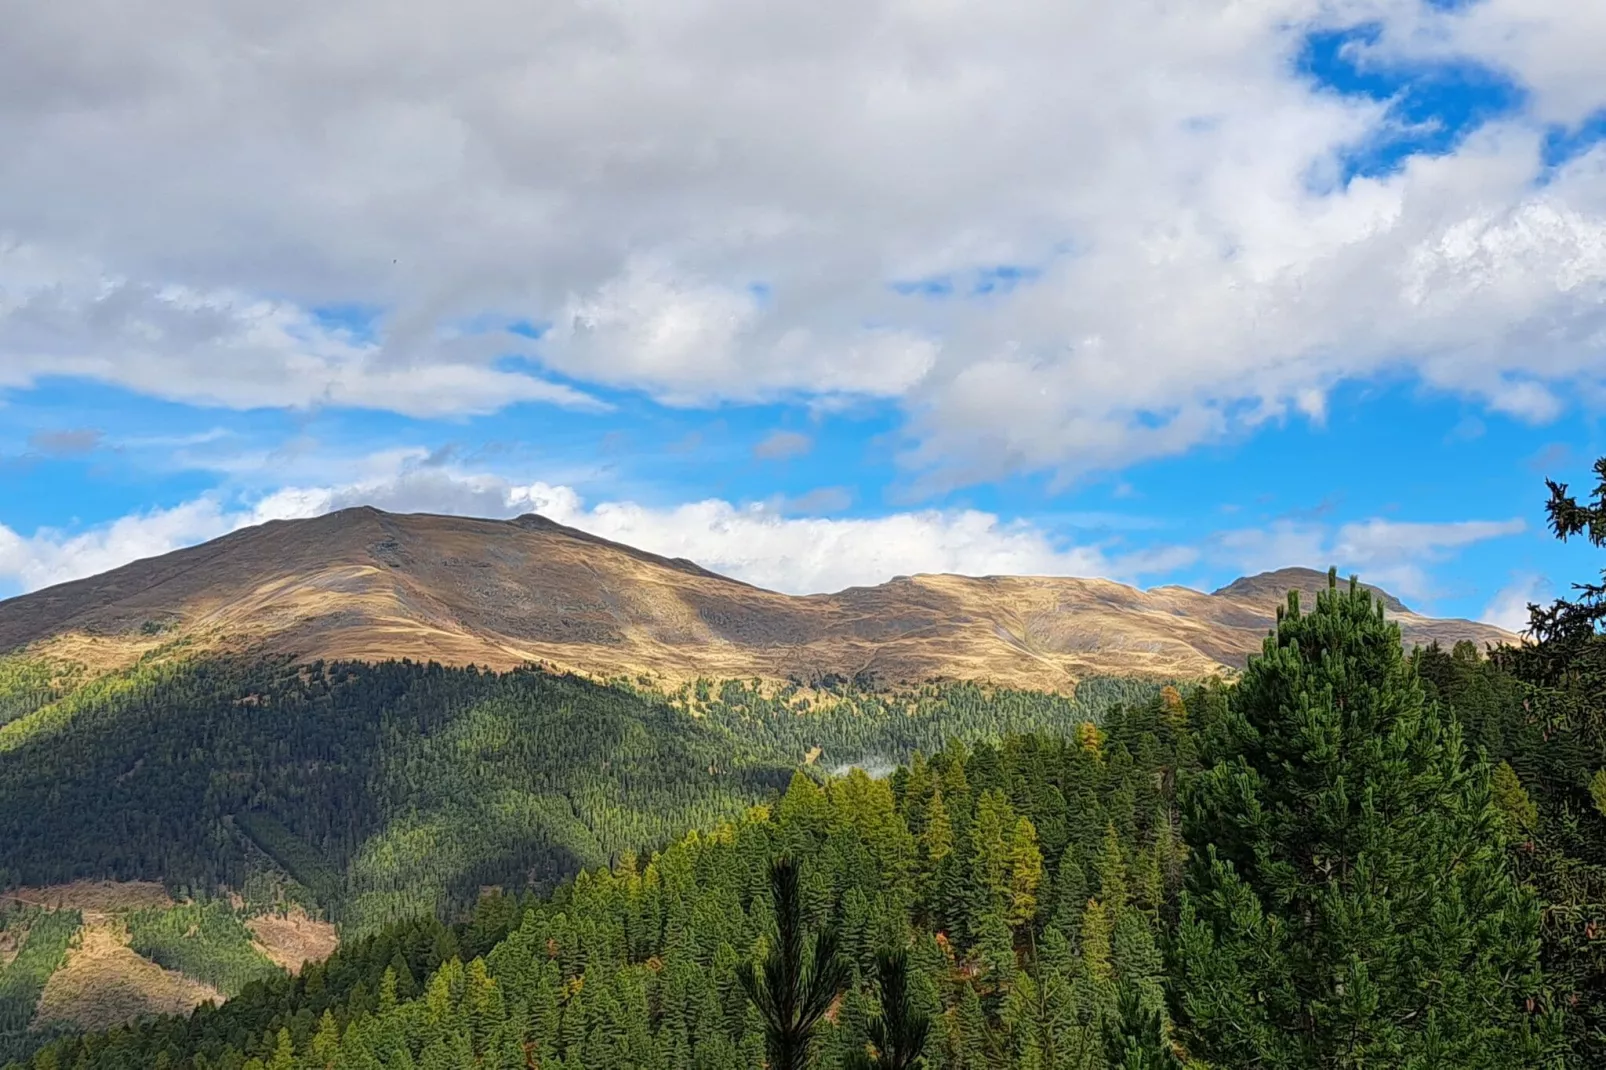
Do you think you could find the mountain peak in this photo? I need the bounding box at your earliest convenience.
[0,511,1511,691]
[1212,567,1410,615]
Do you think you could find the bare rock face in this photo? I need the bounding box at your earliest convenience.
[0,508,1516,692]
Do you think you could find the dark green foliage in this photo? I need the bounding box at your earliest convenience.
[1173,572,1550,1068]
[14,552,1595,1069]
[0,906,81,1052]
[233,813,343,908]
[15,699,1191,1070]
[126,901,285,997]
[739,858,851,1070]
[0,654,1149,931]
[1451,456,1606,1062]
[847,948,932,1070]
[1104,985,1182,1070]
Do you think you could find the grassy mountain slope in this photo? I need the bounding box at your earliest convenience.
[0,509,1512,692]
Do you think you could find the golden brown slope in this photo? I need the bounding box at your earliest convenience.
[0,509,1516,692]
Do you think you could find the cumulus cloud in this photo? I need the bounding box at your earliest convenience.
[0,254,602,416]
[272,472,1194,595]
[1,2,1604,481]
[1212,517,1528,603]
[0,459,1187,596]
[0,443,1531,614]
[0,449,1534,606]
[0,497,256,593]
[1481,573,1549,634]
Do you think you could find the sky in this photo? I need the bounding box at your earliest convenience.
[3,0,1606,629]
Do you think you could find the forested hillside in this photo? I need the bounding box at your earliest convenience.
[0,650,1151,934]
[21,559,1606,1069]
[16,692,1194,1070]
[8,465,1606,1067]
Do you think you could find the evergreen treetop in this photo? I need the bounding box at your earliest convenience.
[1174,570,1553,1069]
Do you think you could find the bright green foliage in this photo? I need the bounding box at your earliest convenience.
[0,656,73,730]
[17,696,1191,1070]
[1491,761,1539,834]
[126,900,285,997]
[1174,574,1551,1069]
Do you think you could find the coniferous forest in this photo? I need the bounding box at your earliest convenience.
[5,465,1606,1067]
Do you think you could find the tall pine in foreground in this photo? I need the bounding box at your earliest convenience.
[1173,570,1554,1068]
[740,858,852,1070]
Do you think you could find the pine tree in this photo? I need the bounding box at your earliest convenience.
[1490,761,1538,836]
[265,1028,295,1070]
[1005,817,1044,929]
[1103,984,1182,1070]
[1173,572,1552,1068]
[738,858,851,1070]
[922,791,954,868]
[841,948,932,1069]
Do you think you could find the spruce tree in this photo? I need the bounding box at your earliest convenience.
[1173,571,1552,1068]
[1491,456,1606,1060]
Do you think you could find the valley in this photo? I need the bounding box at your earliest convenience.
[0,511,1555,1068]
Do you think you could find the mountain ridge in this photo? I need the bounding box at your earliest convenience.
[0,508,1514,692]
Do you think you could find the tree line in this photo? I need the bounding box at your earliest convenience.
[11,459,1606,1066]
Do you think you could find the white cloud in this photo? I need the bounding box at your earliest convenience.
[1369,0,1606,127]
[1211,517,1528,603]
[1480,572,1548,634]
[532,495,1133,595]
[0,2,1604,480]
[0,462,1186,597]
[0,497,263,593]
[0,254,602,416]
[0,455,1530,606]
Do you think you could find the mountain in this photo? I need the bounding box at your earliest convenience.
[0,510,1523,1053]
[0,507,1512,691]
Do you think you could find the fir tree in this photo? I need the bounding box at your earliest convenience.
[1173,571,1552,1068]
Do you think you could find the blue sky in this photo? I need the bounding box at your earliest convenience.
[3,0,1606,630]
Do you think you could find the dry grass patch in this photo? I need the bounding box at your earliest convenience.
[5,881,172,920]
[32,926,221,1033]
[247,909,339,974]
[25,634,163,678]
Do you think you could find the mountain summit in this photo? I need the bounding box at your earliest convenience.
[0,508,1513,691]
